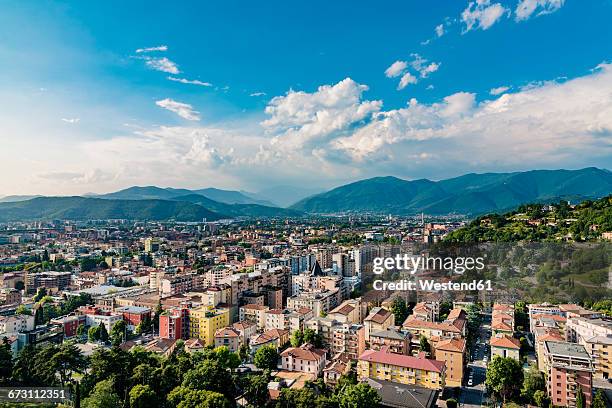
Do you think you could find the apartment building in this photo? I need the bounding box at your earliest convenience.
[115,306,151,331]
[357,347,446,390]
[364,307,395,341]
[286,288,341,317]
[327,299,364,324]
[370,328,411,355]
[0,314,35,335]
[239,304,269,329]
[159,307,188,340]
[189,307,230,346]
[544,341,594,408]
[281,343,327,376]
[434,338,466,387]
[214,327,241,352]
[490,334,521,360]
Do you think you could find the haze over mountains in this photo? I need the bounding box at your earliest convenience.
[0,168,610,221]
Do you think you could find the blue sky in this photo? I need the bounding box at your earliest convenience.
[1,0,611,196]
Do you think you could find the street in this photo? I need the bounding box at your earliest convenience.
[459,316,491,408]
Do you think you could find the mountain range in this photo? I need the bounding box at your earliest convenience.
[290,167,612,215]
[1,167,611,221]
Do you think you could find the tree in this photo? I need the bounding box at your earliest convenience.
[391,297,409,325]
[576,386,585,408]
[14,281,24,291]
[88,325,101,342]
[485,356,523,403]
[245,371,270,407]
[110,320,127,346]
[238,343,249,362]
[302,328,323,348]
[51,343,86,386]
[446,398,458,408]
[254,345,279,371]
[533,390,550,408]
[521,364,545,403]
[77,324,87,337]
[11,344,36,385]
[153,300,163,333]
[129,384,157,408]
[291,330,304,347]
[98,323,109,343]
[0,338,13,385]
[419,336,431,353]
[167,387,231,408]
[15,305,31,315]
[214,346,240,371]
[592,389,607,408]
[33,287,47,302]
[181,359,234,399]
[81,379,122,408]
[338,383,381,408]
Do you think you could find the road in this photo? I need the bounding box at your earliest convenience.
[459,316,491,408]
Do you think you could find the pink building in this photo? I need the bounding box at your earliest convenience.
[280,343,327,376]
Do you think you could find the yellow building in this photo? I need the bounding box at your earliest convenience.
[189,307,230,346]
[357,347,446,390]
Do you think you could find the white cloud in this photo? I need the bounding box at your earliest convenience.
[398,72,418,90]
[61,118,80,124]
[262,78,382,150]
[385,61,408,78]
[435,24,445,37]
[144,57,180,74]
[515,0,565,21]
[155,98,200,121]
[167,76,212,87]
[461,0,509,32]
[490,86,510,95]
[410,54,441,78]
[135,45,168,53]
[331,64,612,165]
[250,92,267,97]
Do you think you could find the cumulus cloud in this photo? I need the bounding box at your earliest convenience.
[155,98,201,121]
[385,61,408,78]
[398,72,418,90]
[435,24,445,37]
[490,86,510,95]
[515,0,565,21]
[144,57,180,74]
[167,76,212,87]
[331,64,612,165]
[61,118,80,124]
[261,78,382,150]
[462,0,509,32]
[135,45,168,53]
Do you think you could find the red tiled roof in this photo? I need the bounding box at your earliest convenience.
[281,344,326,361]
[358,348,445,373]
[435,338,466,353]
[490,335,521,349]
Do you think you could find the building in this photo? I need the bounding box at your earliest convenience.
[214,327,241,352]
[144,238,161,253]
[327,299,364,324]
[370,328,411,355]
[0,288,22,305]
[0,314,35,335]
[490,334,521,360]
[583,335,612,380]
[159,307,188,340]
[544,341,594,408]
[239,304,269,329]
[232,320,257,345]
[115,306,151,331]
[250,328,289,353]
[280,343,327,376]
[364,307,395,341]
[77,306,122,331]
[50,314,86,338]
[365,378,439,408]
[189,307,230,346]
[25,271,71,293]
[434,338,466,387]
[286,288,341,317]
[357,347,446,390]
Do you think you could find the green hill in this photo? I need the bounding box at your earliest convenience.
[291,168,612,215]
[445,195,612,242]
[0,196,225,222]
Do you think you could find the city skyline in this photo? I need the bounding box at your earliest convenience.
[2,0,612,196]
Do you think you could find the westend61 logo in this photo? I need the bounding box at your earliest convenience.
[372,255,493,292]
